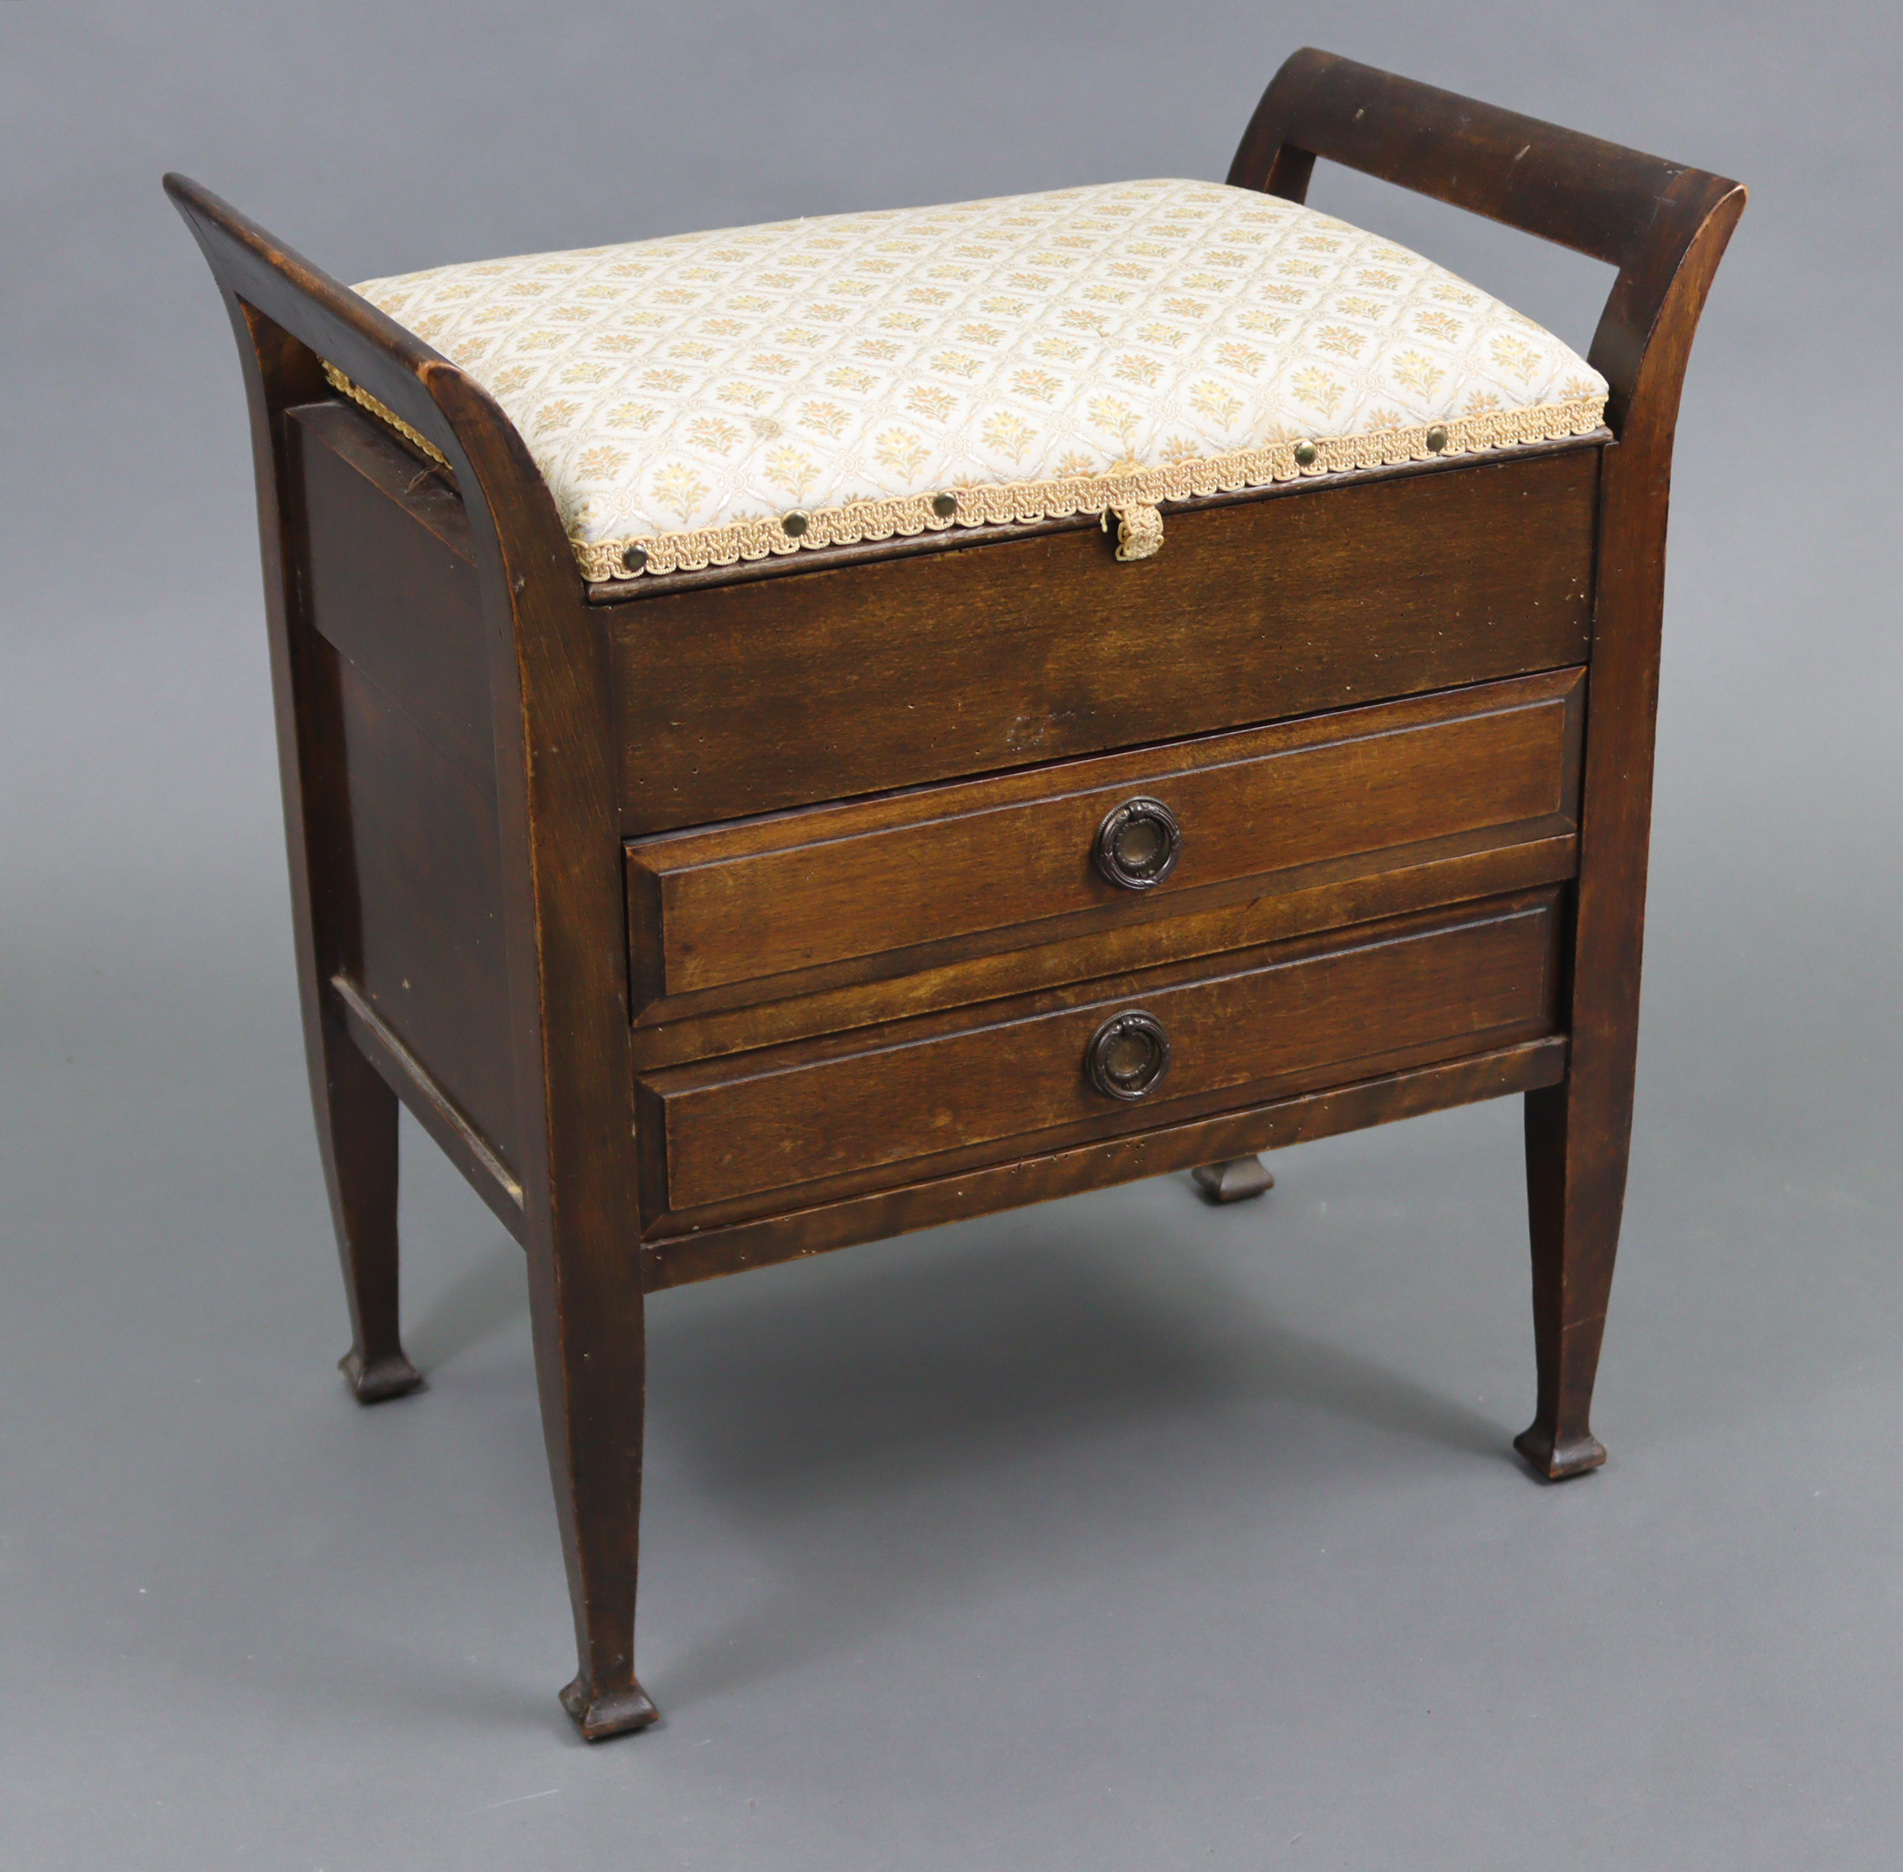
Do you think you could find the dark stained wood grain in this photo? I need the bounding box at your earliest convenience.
[609,447,1597,833]
[333,654,520,1169]
[628,827,1577,1070]
[1518,162,1747,1479]
[169,175,658,1738]
[332,973,526,1237]
[644,890,1561,1220]
[203,289,424,1409]
[1231,49,1713,278]
[291,395,520,1166]
[644,1035,1568,1290]
[290,402,487,780]
[317,995,421,1404]
[291,397,472,560]
[424,362,658,1743]
[1228,46,1745,1477]
[164,43,1743,1737]
[627,668,1582,1016]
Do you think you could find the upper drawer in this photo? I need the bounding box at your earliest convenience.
[626,666,1582,1022]
[609,446,1597,834]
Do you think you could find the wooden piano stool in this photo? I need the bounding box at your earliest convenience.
[167,49,1744,1738]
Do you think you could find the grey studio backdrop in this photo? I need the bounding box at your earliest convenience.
[2,3,1898,1866]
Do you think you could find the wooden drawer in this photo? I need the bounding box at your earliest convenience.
[609,445,1597,834]
[626,667,1582,1024]
[638,888,1562,1228]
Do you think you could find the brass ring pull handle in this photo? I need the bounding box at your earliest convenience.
[1086,1010,1172,1102]
[1094,796,1182,891]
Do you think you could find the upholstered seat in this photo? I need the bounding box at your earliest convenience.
[339,178,1607,583]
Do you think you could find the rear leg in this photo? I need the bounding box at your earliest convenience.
[317,1000,423,1404]
[1515,1077,1619,1479]
[1192,1156,1276,1205]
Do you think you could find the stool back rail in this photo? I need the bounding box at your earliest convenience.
[166,48,1743,1740]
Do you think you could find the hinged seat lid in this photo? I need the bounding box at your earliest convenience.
[338,178,1607,584]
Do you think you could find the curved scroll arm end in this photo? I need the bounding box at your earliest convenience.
[163,173,444,431]
[1226,47,1332,199]
[422,358,582,598]
[1590,178,1747,445]
[163,172,578,601]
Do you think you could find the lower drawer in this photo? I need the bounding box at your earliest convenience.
[638,887,1562,1227]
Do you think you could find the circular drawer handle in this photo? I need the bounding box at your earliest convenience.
[1095,796,1182,891]
[1086,1010,1172,1102]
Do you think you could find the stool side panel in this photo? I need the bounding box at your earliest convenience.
[291,404,522,1175]
[290,405,490,782]
[609,448,1599,835]
[332,654,521,1170]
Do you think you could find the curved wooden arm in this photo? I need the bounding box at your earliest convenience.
[1230,54,1748,1480]
[1228,49,1745,436]
[165,174,642,1723]
[165,174,463,461]
[162,171,578,588]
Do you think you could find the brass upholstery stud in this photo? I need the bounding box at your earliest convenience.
[1426,425,1449,454]
[931,491,958,519]
[782,510,809,538]
[621,544,649,574]
[1293,438,1318,467]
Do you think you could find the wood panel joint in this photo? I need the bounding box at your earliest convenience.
[330,972,526,1234]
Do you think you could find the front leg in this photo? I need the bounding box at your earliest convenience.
[525,1205,658,1739]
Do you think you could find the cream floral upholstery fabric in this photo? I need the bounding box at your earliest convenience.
[340,179,1607,583]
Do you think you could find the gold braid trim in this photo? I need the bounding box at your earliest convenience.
[322,364,454,474]
[323,362,1603,585]
[583,396,1607,582]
